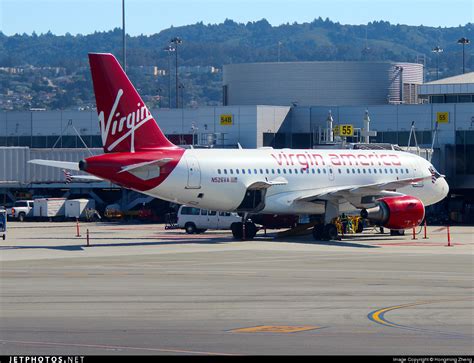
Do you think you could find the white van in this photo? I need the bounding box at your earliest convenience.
[177,206,241,234]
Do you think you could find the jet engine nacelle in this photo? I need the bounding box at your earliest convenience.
[361,196,425,230]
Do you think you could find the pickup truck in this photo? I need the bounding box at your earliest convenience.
[9,200,34,221]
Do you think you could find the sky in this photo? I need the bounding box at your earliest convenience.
[1,0,473,36]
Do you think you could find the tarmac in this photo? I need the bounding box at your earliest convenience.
[0,221,472,355]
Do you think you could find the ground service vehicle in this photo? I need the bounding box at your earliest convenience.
[0,207,6,240]
[177,206,241,234]
[10,200,34,221]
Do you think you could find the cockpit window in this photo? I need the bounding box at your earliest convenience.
[429,166,442,178]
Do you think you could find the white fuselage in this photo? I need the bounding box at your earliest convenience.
[145,148,449,215]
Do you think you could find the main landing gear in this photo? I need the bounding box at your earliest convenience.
[312,223,339,241]
[231,213,257,240]
[312,200,340,241]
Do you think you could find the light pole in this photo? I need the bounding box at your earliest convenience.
[431,46,443,80]
[191,122,198,147]
[457,37,470,74]
[178,83,185,109]
[157,88,162,108]
[163,45,175,108]
[170,37,183,108]
[122,0,126,72]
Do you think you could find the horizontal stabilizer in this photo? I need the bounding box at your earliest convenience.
[70,175,104,181]
[29,159,80,171]
[118,158,173,173]
[118,158,173,181]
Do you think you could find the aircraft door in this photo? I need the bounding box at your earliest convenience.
[186,156,201,189]
[327,165,335,181]
[410,158,424,188]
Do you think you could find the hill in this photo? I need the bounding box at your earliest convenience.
[0,18,472,110]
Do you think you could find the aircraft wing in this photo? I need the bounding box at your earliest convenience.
[295,175,430,206]
[29,159,80,171]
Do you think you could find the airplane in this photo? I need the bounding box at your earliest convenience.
[30,53,449,241]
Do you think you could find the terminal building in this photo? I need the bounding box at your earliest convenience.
[1,63,473,223]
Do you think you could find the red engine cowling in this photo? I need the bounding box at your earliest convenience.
[361,196,425,230]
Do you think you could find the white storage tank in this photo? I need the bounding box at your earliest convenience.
[33,198,66,218]
[65,199,96,219]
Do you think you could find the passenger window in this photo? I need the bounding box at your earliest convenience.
[217,169,221,174]
[323,169,327,174]
[248,169,251,174]
[224,169,227,174]
[209,211,217,216]
[283,169,287,174]
[272,169,275,174]
[265,169,269,174]
[242,169,245,174]
[236,169,239,174]
[200,209,208,216]
[259,169,263,174]
[294,169,298,174]
[277,169,281,174]
[219,212,226,216]
[230,169,233,174]
[288,169,292,174]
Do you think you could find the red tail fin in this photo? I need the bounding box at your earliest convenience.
[88,53,176,153]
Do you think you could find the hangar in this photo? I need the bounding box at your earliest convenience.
[222,61,423,106]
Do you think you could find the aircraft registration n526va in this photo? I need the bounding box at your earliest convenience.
[30,53,449,241]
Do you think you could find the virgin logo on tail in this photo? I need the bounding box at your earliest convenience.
[98,88,154,152]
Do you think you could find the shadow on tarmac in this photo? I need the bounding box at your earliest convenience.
[0,229,401,251]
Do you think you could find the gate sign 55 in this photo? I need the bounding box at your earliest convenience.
[335,124,354,137]
[436,112,449,124]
